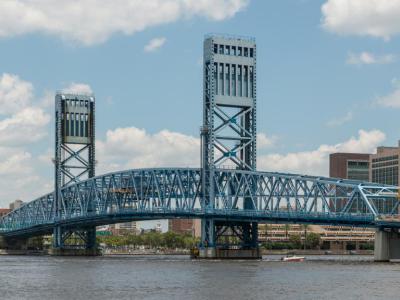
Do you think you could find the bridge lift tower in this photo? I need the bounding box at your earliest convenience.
[53,92,97,255]
[200,34,259,258]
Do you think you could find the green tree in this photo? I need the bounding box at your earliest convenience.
[289,234,301,249]
[302,224,309,250]
[284,224,290,239]
[305,232,321,249]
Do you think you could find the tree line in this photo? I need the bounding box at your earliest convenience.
[97,231,200,249]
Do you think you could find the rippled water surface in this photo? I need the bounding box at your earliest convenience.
[1,255,399,299]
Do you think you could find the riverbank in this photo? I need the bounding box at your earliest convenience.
[0,248,374,256]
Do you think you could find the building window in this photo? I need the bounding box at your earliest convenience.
[225,45,230,55]
[219,45,224,54]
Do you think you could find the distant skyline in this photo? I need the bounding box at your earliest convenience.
[1,0,400,207]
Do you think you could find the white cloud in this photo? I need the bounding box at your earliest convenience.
[144,37,167,52]
[0,146,51,205]
[97,127,200,172]
[377,87,400,108]
[62,82,93,95]
[257,133,276,149]
[376,79,400,108]
[0,107,50,146]
[0,73,54,206]
[258,129,385,176]
[95,127,385,180]
[0,0,249,45]
[0,73,51,146]
[0,75,95,206]
[321,0,400,40]
[346,52,396,65]
[326,111,353,127]
[0,73,33,114]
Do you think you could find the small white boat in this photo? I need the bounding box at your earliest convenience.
[281,255,305,262]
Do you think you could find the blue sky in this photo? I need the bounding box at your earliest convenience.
[1,0,400,213]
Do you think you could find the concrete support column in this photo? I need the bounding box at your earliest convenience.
[374,229,400,262]
[374,229,390,262]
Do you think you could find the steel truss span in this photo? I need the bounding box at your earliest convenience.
[1,168,399,237]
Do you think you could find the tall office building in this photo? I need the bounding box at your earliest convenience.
[329,153,371,181]
[325,152,375,250]
[370,142,400,186]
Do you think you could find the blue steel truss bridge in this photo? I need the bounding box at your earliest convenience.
[1,34,400,260]
[1,169,399,234]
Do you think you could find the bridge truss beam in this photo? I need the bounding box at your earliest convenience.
[1,168,399,237]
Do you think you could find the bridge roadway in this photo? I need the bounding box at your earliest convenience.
[1,168,399,238]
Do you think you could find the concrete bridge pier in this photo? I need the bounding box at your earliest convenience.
[374,228,400,262]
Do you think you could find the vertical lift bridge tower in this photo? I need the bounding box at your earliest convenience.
[201,34,259,258]
[53,93,97,255]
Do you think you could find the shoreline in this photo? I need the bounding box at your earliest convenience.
[0,248,374,256]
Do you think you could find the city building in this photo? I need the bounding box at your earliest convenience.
[258,224,374,251]
[0,208,11,217]
[259,152,377,251]
[168,219,201,237]
[9,199,24,211]
[329,152,371,181]
[109,222,138,235]
[329,152,371,211]
[369,142,400,186]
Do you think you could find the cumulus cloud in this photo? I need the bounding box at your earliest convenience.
[326,111,353,127]
[258,129,385,176]
[0,74,90,205]
[0,107,50,146]
[144,37,167,52]
[321,0,400,40]
[95,126,384,180]
[0,145,51,204]
[0,73,51,147]
[346,52,396,65]
[96,127,200,172]
[0,73,33,114]
[0,0,249,45]
[0,74,95,206]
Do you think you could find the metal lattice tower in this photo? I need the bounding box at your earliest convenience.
[201,34,258,253]
[54,92,96,252]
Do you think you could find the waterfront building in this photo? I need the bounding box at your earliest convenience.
[168,219,201,237]
[9,199,24,211]
[109,222,138,235]
[329,152,371,181]
[258,224,374,251]
[0,208,11,217]
[369,142,400,186]
[258,152,375,251]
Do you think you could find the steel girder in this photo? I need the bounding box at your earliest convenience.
[1,168,399,236]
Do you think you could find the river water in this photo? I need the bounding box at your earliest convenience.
[0,255,399,299]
